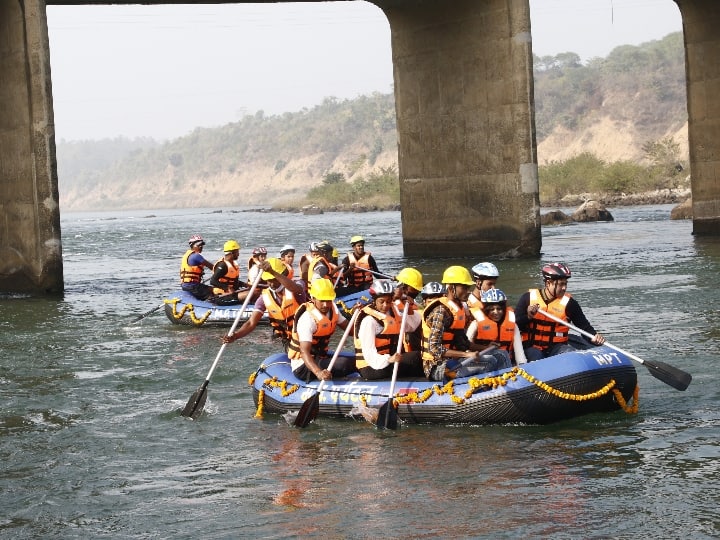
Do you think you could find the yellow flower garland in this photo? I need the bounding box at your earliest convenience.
[255,389,265,418]
[515,367,618,402]
[249,367,639,418]
[612,384,640,414]
[164,298,211,325]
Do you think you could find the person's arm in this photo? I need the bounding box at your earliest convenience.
[466,320,478,342]
[514,292,532,330]
[368,255,379,272]
[512,326,528,364]
[358,316,393,369]
[209,261,228,289]
[334,304,349,331]
[223,308,264,343]
[565,297,605,344]
[260,260,303,296]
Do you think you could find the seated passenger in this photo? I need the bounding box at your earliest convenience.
[466,289,525,367]
[354,279,423,380]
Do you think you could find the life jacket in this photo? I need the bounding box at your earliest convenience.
[394,297,420,352]
[308,255,337,282]
[211,257,240,294]
[346,252,373,288]
[283,262,295,280]
[299,253,313,281]
[421,297,467,366]
[262,287,301,342]
[353,305,400,369]
[287,302,338,361]
[466,292,483,310]
[521,289,571,350]
[180,249,204,284]
[469,305,516,351]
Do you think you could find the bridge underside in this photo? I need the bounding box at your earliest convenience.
[0,0,719,292]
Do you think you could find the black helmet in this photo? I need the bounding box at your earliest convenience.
[542,262,571,281]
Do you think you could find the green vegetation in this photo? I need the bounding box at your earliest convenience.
[533,33,686,140]
[56,32,688,210]
[276,166,400,209]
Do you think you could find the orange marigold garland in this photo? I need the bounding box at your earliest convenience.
[612,384,639,414]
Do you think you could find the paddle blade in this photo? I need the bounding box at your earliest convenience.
[376,400,399,430]
[294,392,320,428]
[644,359,692,391]
[131,304,163,324]
[181,382,208,419]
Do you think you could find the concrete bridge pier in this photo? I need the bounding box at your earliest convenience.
[0,0,63,293]
[373,0,541,257]
[676,0,720,235]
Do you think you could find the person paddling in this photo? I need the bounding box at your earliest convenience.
[287,279,356,381]
[210,240,243,305]
[515,262,605,361]
[338,235,380,295]
[223,258,307,350]
[179,234,215,301]
[354,279,423,380]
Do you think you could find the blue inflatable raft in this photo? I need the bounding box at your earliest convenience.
[250,345,639,425]
[164,288,371,327]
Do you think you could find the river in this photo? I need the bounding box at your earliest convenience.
[1,205,718,538]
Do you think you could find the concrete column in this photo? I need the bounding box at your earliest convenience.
[675,0,720,235]
[0,0,63,293]
[373,0,540,257]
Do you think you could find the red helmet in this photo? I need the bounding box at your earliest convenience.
[542,262,571,281]
[252,246,268,256]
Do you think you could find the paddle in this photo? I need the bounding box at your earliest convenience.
[537,309,692,391]
[181,271,264,419]
[376,301,409,430]
[333,267,345,288]
[131,303,164,324]
[294,308,362,428]
[353,266,395,280]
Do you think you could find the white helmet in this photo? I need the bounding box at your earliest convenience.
[471,262,499,280]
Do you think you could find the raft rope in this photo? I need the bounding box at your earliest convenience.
[248,365,640,419]
[164,297,211,325]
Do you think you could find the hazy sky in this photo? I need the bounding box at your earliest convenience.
[46,0,682,142]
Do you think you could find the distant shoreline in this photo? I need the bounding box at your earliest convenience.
[262,188,691,214]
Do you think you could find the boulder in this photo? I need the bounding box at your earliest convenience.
[541,210,572,226]
[670,198,692,220]
[571,200,614,222]
[302,205,323,215]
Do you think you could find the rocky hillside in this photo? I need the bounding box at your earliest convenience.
[57,33,688,212]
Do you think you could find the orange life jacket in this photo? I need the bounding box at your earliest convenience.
[262,287,301,342]
[212,257,240,294]
[469,305,516,351]
[346,252,373,287]
[421,297,467,366]
[180,249,204,284]
[287,302,338,360]
[521,289,571,350]
[394,297,420,352]
[308,255,337,281]
[353,305,400,369]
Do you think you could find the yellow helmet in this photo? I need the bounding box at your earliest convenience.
[396,267,423,291]
[223,240,241,252]
[350,235,365,245]
[309,279,337,301]
[261,257,287,280]
[441,265,474,286]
